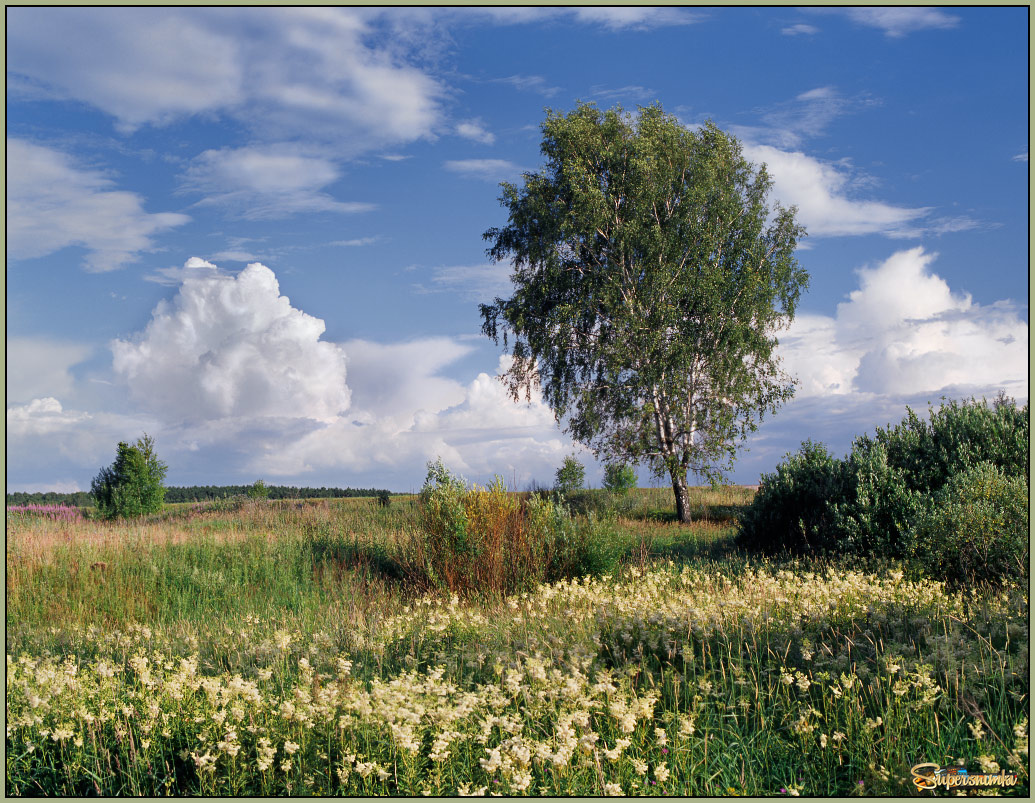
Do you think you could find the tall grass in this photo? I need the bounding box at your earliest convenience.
[5,487,1027,796]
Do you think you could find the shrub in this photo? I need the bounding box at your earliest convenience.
[737,440,846,554]
[406,459,621,596]
[90,435,168,520]
[739,396,1029,560]
[911,462,1029,587]
[602,463,637,496]
[555,455,586,495]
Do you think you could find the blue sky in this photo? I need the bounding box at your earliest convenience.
[6,6,1029,493]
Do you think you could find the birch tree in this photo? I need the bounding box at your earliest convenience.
[481,103,808,522]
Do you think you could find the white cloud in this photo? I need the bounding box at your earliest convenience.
[111,261,351,423]
[782,23,819,36]
[182,145,375,219]
[260,354,568,486]
[571,7,703,31]
[744,143,931,238]
[425,263,514,303]
[492,74,561,97]
[6,338,93,404]
[838,7,961,38]
[779,247,1028,399]
[456,119,495,145]
[6,138,189,271]
[6,397,92,437]
[330,237,380,247]
[1013,152,1028,163]
[443,159,525,181]
[6,8,445,152]
[145,256,225,286]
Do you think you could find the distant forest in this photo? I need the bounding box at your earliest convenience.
[6,485,394,508]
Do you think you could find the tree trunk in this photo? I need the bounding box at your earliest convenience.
[671,474,693,523]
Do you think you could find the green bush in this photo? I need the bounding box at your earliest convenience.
[407,460,621,596]
[911,462,1029,587]
[90,435,168,520]
[738,396,1029,561]
[737,440,846,554]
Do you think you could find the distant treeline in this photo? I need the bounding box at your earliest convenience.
[164,486,393,502]
[7,486,393,508]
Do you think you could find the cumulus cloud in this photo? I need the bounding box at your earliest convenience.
[779,247,1028,400]
[443,159,525,181]
[6,138,189,271]
[112,261,350,423]
[6,397,92,437]
[6,338,93,404]
[182,145,375,219]
[456,119,495,145]
[261,355,568,486]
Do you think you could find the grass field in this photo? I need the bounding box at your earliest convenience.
[6,487,1029,796]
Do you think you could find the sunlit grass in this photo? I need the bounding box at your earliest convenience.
[6,487,1028,796]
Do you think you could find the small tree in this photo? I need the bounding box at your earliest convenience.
[91,434,168,519]
[555,456,586,495]
[481,102,808,522]
[247,479,270,500]
[603,463,637,496]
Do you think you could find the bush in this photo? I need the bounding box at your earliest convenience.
[911,462,1029,587]
[555,456,586,495]
[737,440,846,554]
[406,459,621,596]
[738,395,1029,561]
[90,435,168,520]
[602,463,637,496]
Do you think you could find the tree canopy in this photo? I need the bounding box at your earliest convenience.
[91,434,168,519]
[481,102,809,522]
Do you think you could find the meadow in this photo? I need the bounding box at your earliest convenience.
[6,487,1028,796]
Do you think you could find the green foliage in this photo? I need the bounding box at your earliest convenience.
[737,440,846,554]
[481,102,808,522]
[408,459,620,596]
[90,435,168,520]
[911,462,1029,587]
[554,455,586,494]
[246,479,270,500]
[739,396,1030,576]
[602,463,638,496]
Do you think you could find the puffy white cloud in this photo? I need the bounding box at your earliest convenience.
[6,138,189,271]
[6,398,92,437]
[111,261,350,423]
[456,119,495,145]
[780,247,1028,400]
[182,145,375,219]
[443,159,525,181]
[6,338,93,404]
